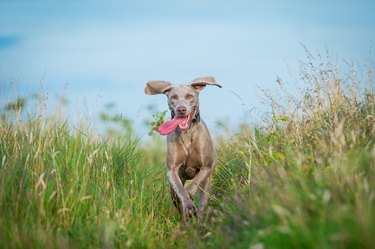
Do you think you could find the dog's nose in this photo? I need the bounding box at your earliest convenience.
[177,106,187,115]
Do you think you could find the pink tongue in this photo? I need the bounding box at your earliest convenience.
[157,116,188,135]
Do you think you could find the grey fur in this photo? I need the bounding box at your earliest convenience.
[144,76,221,221]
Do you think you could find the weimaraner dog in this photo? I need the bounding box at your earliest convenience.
[144,76,221,221]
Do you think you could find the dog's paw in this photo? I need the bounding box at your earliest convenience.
[183,199,197,217]
[197,211,204,221]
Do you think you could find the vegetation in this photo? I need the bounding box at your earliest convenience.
[0,53,374,248]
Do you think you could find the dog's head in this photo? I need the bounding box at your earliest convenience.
[145,76,221,135]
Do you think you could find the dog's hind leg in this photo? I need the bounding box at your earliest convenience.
[197,177,211,220]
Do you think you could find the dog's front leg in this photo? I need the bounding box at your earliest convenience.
[186,167,212,197]
[167,168,197,218]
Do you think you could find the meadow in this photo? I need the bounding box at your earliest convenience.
[0,53,374,249]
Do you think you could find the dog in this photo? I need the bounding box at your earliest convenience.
[144,76,221,221]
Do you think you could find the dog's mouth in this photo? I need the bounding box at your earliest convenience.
[157,109,196,135]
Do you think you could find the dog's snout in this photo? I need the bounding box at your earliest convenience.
[177,106,187,115]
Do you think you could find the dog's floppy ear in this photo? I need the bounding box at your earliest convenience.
[144,80,174,95]
[190,76,222,92]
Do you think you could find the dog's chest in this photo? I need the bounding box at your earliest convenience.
[178,131,202,162]
[178,129,194,152]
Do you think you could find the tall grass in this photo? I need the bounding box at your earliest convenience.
[209,52,375,249]
[0,109,177,248]
[0,52,374,249]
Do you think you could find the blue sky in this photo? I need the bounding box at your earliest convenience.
[1,0,374,137]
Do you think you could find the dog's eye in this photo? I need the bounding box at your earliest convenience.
[171,95,178,100]
[185,94,193,100]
